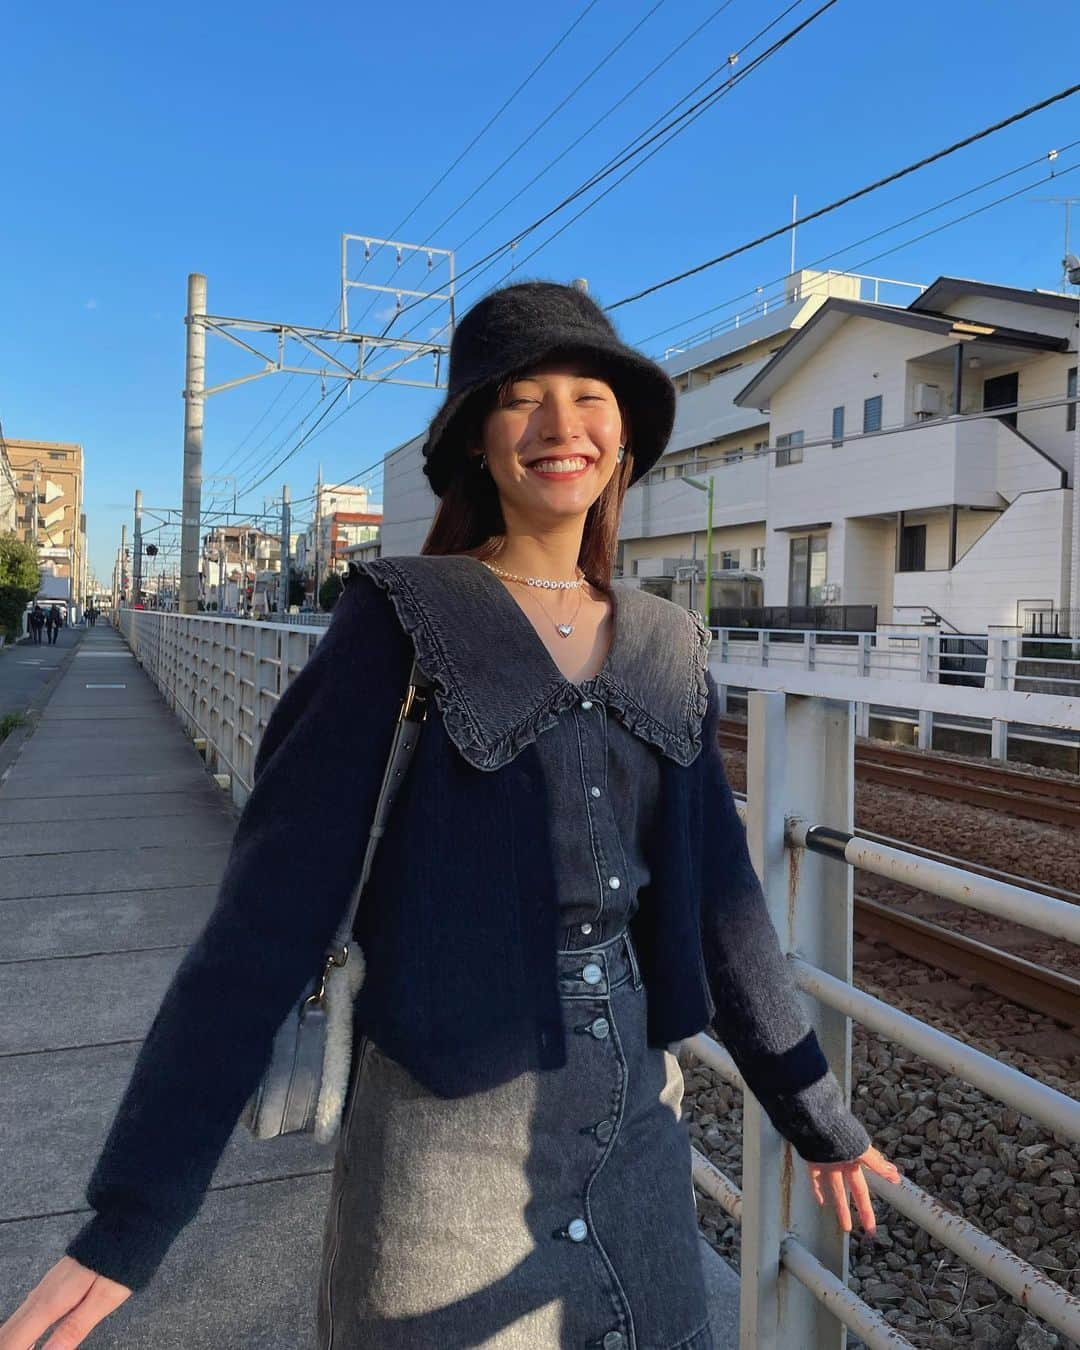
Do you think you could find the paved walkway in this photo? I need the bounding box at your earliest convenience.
[0,623,738,1348]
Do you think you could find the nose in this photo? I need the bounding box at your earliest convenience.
[535,389,584,449]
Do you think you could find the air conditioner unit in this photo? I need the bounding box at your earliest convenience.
[913,382,941,417]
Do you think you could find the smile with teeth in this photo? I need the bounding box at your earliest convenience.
[528,456,590,475]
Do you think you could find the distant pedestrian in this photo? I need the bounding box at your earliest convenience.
[29,603,45,645]
[46,604,62,645]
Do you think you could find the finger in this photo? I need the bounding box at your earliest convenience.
[827,1169,851,1233]
[808,1168,825,1206]
[2,1260,98,1347]
[861,1147,902,1183]
[848,1167,877,1236]
[41,1275,131,1350]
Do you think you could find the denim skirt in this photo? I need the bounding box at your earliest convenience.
[315,930,714,1349]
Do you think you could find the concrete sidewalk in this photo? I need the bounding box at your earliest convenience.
[0,624,337,1348]
[0,623,739,1348]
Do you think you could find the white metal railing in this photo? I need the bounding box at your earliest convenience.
[118,609,325,806]
[682,691,1080,1348]
[117,613,1080,1345]
[710,629,1080,763]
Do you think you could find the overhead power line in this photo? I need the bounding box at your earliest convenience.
[607,79,1080,310]
[639,135,1080,349]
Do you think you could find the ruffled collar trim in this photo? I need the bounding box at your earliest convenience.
[361,554,711,772]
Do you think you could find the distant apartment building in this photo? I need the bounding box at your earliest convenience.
[200,523,281,610]
[372,269,1079,636]
[0,442,17,534]
[296,480,382,589]
[4,438,86,607]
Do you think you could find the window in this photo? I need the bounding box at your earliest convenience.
[832,406,845,446]
[899,523,927,572]
[863,395,883,433]
[719,550,740,570]
[48,451,67,460]
[788,534,828,605]
[775,430,804,466]
[723,447,745,464]
[753,440,768,454]
[1068,366,1077,434]
[750,546,766,570]
[644,466,667,485]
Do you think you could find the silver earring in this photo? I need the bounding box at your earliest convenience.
[478,453,488,471]
[616,446,625,464]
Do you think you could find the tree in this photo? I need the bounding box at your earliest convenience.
[319,571,345,612]
[0,535,40,640]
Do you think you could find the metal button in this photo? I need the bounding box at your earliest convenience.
[590,785,601,798]
[580,922,593,936]
[603,1333,625,1350]
[579,699,593,710]
[567,1218,588,1242]
[595,1118,615,1144]
[590,1017,610,1040]
[581,962,602,985]
[608,876,620,890]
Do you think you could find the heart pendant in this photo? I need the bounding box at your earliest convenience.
[557,623,574,638]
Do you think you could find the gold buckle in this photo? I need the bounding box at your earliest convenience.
[399,682,429,723]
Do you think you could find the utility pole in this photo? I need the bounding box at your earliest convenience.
[280,485,291,614]
[313,464,323,612]
[1064,252,1080,648]
[120,524,128,605]
[180,273,207,614]
[133,489,143,607]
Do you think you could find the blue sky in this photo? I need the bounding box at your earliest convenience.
[4,0,1079,584]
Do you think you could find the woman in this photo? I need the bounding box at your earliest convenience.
[0,282,898,1350]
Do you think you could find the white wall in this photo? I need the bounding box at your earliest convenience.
[381,434,436,556]
[891,489,1070,630]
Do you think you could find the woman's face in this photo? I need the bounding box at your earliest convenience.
[474,362,626,528]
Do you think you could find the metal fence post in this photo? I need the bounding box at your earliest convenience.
[741,689,855,1350]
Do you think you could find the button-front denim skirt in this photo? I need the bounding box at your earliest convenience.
[316,930,714,1349]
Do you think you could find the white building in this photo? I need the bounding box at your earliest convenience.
[374,271,1079,636]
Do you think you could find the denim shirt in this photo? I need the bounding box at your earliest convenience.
[363,557,669,953]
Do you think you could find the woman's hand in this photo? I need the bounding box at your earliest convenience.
[0,1256,132,1349]
[806,1145,902,1237]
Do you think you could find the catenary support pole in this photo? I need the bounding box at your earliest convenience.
[132,489,143,607]
[280,485,291,613]
[180,273,207,614]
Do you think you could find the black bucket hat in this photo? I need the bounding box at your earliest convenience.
[421,280,675,497]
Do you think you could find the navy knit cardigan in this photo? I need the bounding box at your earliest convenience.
[65,565,869,1292]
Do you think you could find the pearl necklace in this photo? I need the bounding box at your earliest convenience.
[481,559,586,638]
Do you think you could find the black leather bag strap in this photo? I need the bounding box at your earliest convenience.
[329,657,433,950]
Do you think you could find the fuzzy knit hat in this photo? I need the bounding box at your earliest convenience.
[421,281,675,497]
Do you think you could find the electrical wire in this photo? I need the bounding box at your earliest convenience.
[638,136,1080,349]
[607,80,1080,310]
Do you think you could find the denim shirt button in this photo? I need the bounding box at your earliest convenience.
[603,1332,625,1350]
[581,963,602,985]
[579,923,593,936]
[567,1218,588,1242]
[594,1118,615,1144]
[579,699,593,710]
[607,876,620,890]
[589,785,601,798]
[590,1018,610,1040]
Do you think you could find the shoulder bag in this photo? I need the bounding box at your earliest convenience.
[241,657,433,1143]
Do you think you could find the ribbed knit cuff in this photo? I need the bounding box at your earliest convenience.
[64,1209,177,1294]
[768,1070,871,1164]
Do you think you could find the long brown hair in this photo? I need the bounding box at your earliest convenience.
[419,378,635,589]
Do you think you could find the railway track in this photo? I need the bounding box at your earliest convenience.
[716,718,1080,829]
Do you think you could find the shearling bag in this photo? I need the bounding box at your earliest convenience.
[240,658,432,1143]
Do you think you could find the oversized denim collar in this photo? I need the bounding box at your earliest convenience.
[361,554,711,771]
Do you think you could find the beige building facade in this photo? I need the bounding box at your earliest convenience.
[5,438,86,606]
